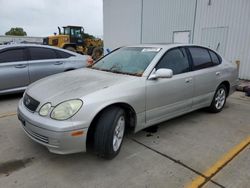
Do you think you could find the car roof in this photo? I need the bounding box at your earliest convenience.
[0,45,6,50]
[0,44,80,56]
[125,43,223,59]
[126,43,208,50]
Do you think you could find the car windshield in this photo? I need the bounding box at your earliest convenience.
[91,47,161,76]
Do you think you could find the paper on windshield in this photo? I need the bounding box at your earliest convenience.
[141,48,161,52]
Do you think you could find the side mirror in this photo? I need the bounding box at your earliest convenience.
[149,68,173,80]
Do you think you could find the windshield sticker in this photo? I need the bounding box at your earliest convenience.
[141,48,161,52]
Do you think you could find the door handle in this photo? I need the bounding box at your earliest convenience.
[15,64,26,68]
[54,61,63,65]
[216,72,221,76]
[185,78,192,83]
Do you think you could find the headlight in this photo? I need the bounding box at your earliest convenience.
[39,103,52,116]
[50,99,83,120]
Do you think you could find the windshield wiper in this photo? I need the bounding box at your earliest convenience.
[108,70,139,76]
[89,66,103,71]
[89,66,141,76]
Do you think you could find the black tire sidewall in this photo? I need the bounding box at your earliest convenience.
[94,107,125,159]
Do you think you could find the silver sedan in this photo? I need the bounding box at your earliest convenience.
[17,44,238,159]
[0,44,88,95]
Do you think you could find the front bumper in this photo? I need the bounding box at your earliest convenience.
[17,99,89,154]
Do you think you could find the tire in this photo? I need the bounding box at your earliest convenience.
[208,84,227,113]
[65,46,76,52]
[94,107,125,159]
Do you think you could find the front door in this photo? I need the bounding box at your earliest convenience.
[0,48,29,92]
[146,47,193,125]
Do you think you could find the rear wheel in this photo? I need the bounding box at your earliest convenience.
[208,84,227,113]
[94,107,125,159]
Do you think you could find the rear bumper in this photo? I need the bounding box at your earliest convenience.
[229,84,237,96]
[17,100,88,155]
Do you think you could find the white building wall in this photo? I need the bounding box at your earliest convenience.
[142,0,196,43]
[103,0,250,80]
[103,0,142,52]
[193,0,250,80]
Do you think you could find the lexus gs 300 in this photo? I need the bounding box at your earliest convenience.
[18,44,238,159]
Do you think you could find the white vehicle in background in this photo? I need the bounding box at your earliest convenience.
[0,44,88,95]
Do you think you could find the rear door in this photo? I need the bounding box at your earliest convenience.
[146,47,194,125]
[53,49,84,70]
[0,47,29,92]
[27,47,65,83]
[187,46,222,109]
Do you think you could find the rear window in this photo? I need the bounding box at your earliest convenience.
[189,47,213,70]
[29,47,57,60]
[0,48,26,63]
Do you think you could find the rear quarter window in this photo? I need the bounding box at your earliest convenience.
[55,50,74,58]
[209,50,221,65]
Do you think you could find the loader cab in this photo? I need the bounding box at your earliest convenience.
[62,26,84,45]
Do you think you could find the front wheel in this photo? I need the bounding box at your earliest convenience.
[94,107,125,159]
[208,84,227,113]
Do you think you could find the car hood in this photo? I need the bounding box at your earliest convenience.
[26,68,133,105]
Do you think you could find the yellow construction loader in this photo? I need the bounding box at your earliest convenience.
[43,26,103,57]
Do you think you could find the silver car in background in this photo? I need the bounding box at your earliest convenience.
[0,44,88,95]
[17,44,238,159]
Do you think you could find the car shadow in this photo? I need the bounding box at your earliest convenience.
[0,93,23,101]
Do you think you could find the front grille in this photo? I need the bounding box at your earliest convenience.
[23,94,40,112]
[23,125,49,144]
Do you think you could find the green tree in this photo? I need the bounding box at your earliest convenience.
[83,32,95,39]
[5,27,27,36]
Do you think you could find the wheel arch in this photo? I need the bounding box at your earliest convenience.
[219,81,230,97]
[86,102,137,150]
[64,68,75,72]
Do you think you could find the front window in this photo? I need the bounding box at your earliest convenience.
[64,27,70,35]
[91,47,160,76]
[155,48,190,75]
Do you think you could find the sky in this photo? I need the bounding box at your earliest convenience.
[0,0,103,38]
